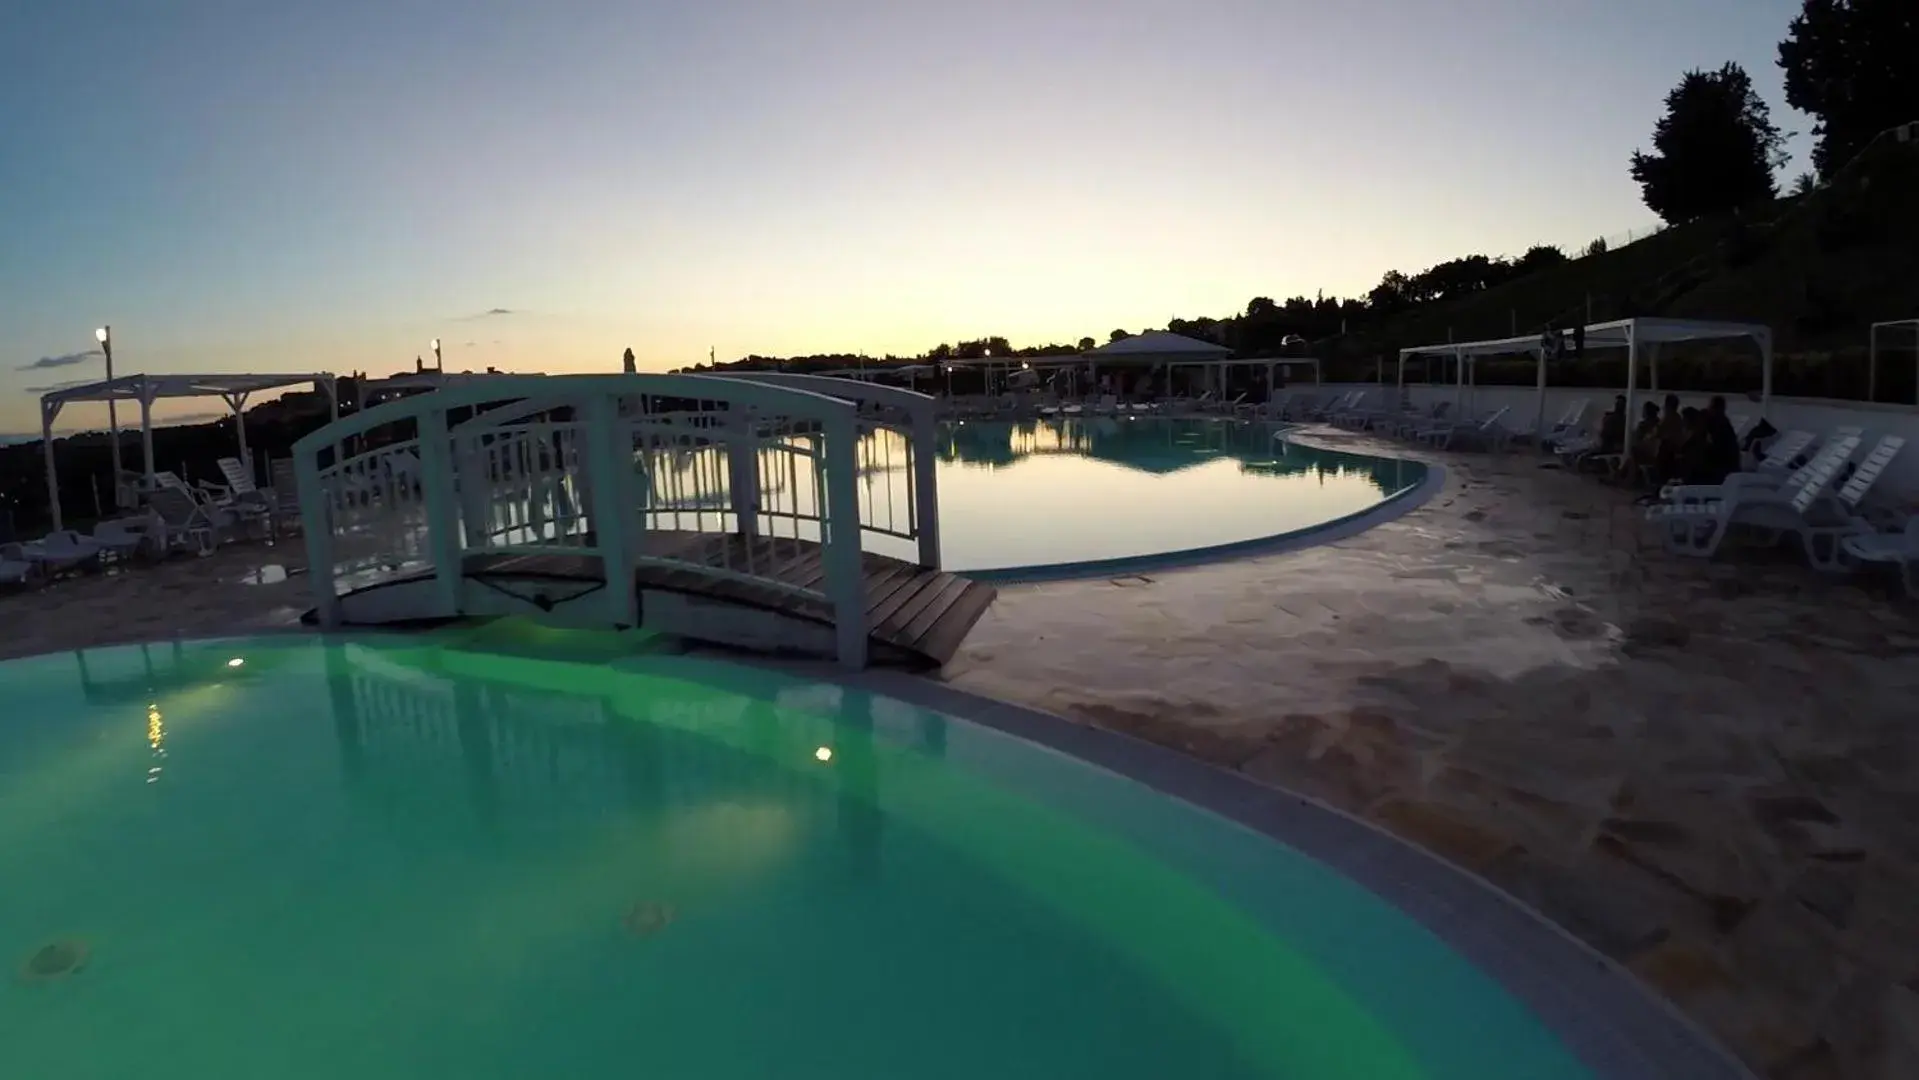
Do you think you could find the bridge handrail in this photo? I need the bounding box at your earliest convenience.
[700,371,940,566]
[699,371,938,418]
[292,373,863,457]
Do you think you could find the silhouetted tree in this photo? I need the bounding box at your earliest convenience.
[1791,171,1820,196]
[1583,237,1610,258]
[1107,329,1131,343]
[1416,255,1511,301]
[1076,336,1096,352]
[1779,0,1918,177]
[1366,270,1420,313]
[1512,245,1569,275]
[1629,63,1786,225]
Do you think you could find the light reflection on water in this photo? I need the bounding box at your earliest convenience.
[923,418,1421,572]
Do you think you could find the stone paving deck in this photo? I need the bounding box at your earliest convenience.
[943,427,1919,1080]
[4,427,1918,1077]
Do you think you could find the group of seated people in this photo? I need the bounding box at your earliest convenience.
[1589,392,1746,487]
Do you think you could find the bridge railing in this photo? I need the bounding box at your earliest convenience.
[294,374,900,667]
[700,372,941,568]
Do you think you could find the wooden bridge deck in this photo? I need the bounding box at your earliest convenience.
[336,530,995,667]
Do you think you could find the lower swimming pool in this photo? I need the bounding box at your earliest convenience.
[926,417,1425,576]
[0,627,1608,1079]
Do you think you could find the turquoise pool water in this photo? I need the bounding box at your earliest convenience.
[929,418,1423,574]
[2,628,1588,1079]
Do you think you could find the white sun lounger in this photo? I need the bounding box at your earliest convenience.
[1840,517,1919,598]
[1647,435,1896,565]
[1539,399,1590,448]
[1417,406,1511,451]
[93,517,159,559]
[13,531,103,575]
[0,547,39,586]
[146,485,229,554]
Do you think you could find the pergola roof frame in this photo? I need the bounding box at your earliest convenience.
[39,371,339,531]
[1394,317,1774,436]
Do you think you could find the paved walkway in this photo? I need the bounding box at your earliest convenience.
[944,428,1919,1080]
[5,429,1917,1077]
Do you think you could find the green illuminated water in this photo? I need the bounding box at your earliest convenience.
[0,627,1587,1079]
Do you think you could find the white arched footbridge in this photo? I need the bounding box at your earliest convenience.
[292,373,993,668]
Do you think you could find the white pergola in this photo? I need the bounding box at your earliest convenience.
[39,372,338,530]
[1396,317,1774,435]
[1069,332,1317,400]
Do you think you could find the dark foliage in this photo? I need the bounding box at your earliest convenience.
[1630,63,1787,225]
[1779,0,1918,177]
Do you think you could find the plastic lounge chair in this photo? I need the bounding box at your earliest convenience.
[1762,442,1904,570]
[1316,390,1358,423]
[1840,516,1919,598]
[145,485,226,554]
[1658,428,1850,504]
[1389,401,1447,438]
[267,458,303,534]
[1647,435,1863,560]
[0,547,40,586]
[1417,406,1510,451]
[16,531,103,575]
[1330,392,1375,428]
[1540,399,1590,449]
[91,518,157,560]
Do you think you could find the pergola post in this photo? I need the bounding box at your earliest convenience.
[223,391,253,471]
[41,400,62,532]
[1624,322,1639,426]
[1757,328,1773,410]
[139,388,156,480]
[1534,345,1548,438]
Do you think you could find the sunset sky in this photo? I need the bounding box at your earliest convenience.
[3,0,1811,434]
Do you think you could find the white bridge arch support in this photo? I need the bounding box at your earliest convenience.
[291,373,991,670]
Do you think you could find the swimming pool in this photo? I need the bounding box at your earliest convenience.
[1,628,1610,1079]
[924,418,1425,576]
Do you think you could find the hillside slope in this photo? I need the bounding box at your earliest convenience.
[1340,131,1917,367]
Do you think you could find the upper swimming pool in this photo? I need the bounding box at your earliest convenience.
[3,627,1598,1079]
[922,417,1425,576]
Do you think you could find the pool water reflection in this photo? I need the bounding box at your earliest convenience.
[0,629,1592,1080]
[927,417,1423,575]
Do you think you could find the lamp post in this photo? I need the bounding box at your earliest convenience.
[430,338,442,372]
[96,326,123,488]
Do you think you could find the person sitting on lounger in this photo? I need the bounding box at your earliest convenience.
[1621,401,1662,481]
[1598,395,1627,455]
[1675,407,1712,483]
[1699,395,1743,484]
[1653,394,1685,483]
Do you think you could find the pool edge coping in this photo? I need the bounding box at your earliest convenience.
[958,421,1445,584]
[778,665,1759,1080]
